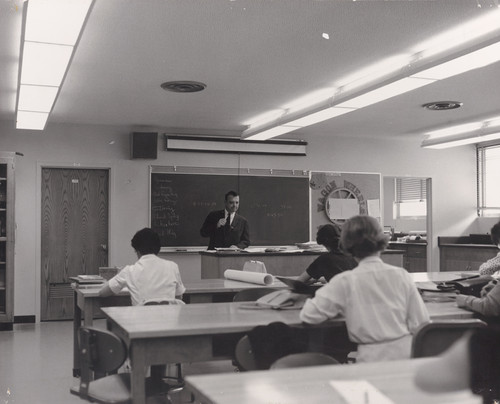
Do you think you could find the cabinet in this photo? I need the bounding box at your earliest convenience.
[439,237,497,272]
[0,152,15,330]
[387,242,427,272]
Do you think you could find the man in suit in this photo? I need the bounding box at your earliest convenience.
[200,190,250,250]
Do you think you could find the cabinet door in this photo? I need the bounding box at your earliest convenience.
[406,245,427,272]
[440,246,497,272]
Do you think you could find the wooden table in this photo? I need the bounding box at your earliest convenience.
[185,358,480,404]
[72,279,285,376]
[101,300,473,404]
[200,249,405,278]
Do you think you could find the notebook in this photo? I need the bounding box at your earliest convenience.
[274,276,322,295]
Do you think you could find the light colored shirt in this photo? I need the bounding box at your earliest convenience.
[299,255,429,362]
[478,251,500,276]
[108,254,185,305]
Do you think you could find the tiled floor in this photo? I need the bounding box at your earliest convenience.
[0,320,235,404]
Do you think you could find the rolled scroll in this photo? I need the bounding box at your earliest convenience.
[224,269,274,285]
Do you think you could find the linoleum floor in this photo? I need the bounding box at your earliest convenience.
[0,320,235,404]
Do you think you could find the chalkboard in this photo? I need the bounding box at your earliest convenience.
[150,169,310,247]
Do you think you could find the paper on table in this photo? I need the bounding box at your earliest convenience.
[224,269,274,285]
[329,380,394,404]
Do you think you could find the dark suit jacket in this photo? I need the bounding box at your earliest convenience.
[200,210,250,250]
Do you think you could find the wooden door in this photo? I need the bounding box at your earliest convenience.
[41,168,109,321]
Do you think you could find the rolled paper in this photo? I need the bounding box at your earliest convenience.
[224,269,274,285]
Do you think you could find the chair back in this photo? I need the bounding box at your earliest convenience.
[232,287,278,302]
[234,335,259,371]
[411,319,487,358]
[78,326,127,396]
[270,352,339,369]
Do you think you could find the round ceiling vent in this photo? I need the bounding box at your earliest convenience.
[161,81,207,93]
[422,101,463,110]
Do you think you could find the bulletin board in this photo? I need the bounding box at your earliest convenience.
[310,171,381,234]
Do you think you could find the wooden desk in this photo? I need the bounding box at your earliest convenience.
[185,358,479,404]
[101,301,472,404]
[200,249,405,278]
[72,279,284,376]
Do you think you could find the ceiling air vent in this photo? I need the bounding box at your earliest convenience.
[422,101,463,110]
[161,81,206,93]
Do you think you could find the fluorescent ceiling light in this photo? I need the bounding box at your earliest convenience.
[336,77,435,109]
[285,88,335,115]
[246,126,299,141]
[20,42,73,87]
[412,41,500,81]
[422,132,500,149]
[336,54,410,91]
[16,111,49,130]
[285,107,355,127]
[18,85,58,112]
[25,0,93,45]
[17,0,94,130]
[427,122,483,139]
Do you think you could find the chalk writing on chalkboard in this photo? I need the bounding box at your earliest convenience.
[150,168,310,248]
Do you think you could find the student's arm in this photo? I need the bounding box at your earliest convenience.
[97,282,115,297]
[299,279,344,324]
[296,271,313,284]
[456,281,500,316]
[406,280,430,333]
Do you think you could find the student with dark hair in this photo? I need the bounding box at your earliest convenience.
[200,190,250,250]
[98,228,185,305]
[297,223,356,284]
[478,221,500,276]
[300,215,429,362]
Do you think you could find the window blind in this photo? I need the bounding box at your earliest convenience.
[395,178,427,202]
[477,144,500,216]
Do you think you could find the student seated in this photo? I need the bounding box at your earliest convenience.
[456,270,500,319]
[296,223,357,284]
[98,228,185,305]
[415,326,500,404]
[299,215,429,362]
[478,221,500,276]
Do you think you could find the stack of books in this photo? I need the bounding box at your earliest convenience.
[69,274,105,287]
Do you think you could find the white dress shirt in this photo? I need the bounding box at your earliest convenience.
[300,255,429,362]
[108,254,186,305]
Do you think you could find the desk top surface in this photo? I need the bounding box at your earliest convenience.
[101,300,472,340]
[75,272,466,298]
[185,358,479,404]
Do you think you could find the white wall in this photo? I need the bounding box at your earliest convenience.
[0,120,479,319]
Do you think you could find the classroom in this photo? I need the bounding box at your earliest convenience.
[1,1,500,404]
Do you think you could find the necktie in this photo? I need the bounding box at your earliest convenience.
[225,213,231,230]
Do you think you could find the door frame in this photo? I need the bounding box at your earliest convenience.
[35,162,112,322]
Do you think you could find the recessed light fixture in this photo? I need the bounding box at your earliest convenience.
[161,81,206,93]
[422,101,463,111]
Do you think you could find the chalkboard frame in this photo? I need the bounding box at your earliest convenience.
[149,166,311,251]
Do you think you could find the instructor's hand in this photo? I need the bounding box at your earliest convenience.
[217,218,227,228]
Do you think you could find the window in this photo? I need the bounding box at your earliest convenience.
[394,177,427,218]
[477,144,500,216]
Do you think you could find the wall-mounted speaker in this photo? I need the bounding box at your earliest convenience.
[131,132,158,159]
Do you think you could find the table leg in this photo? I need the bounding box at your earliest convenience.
[130,342,147,404]
[73,290,81,377]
